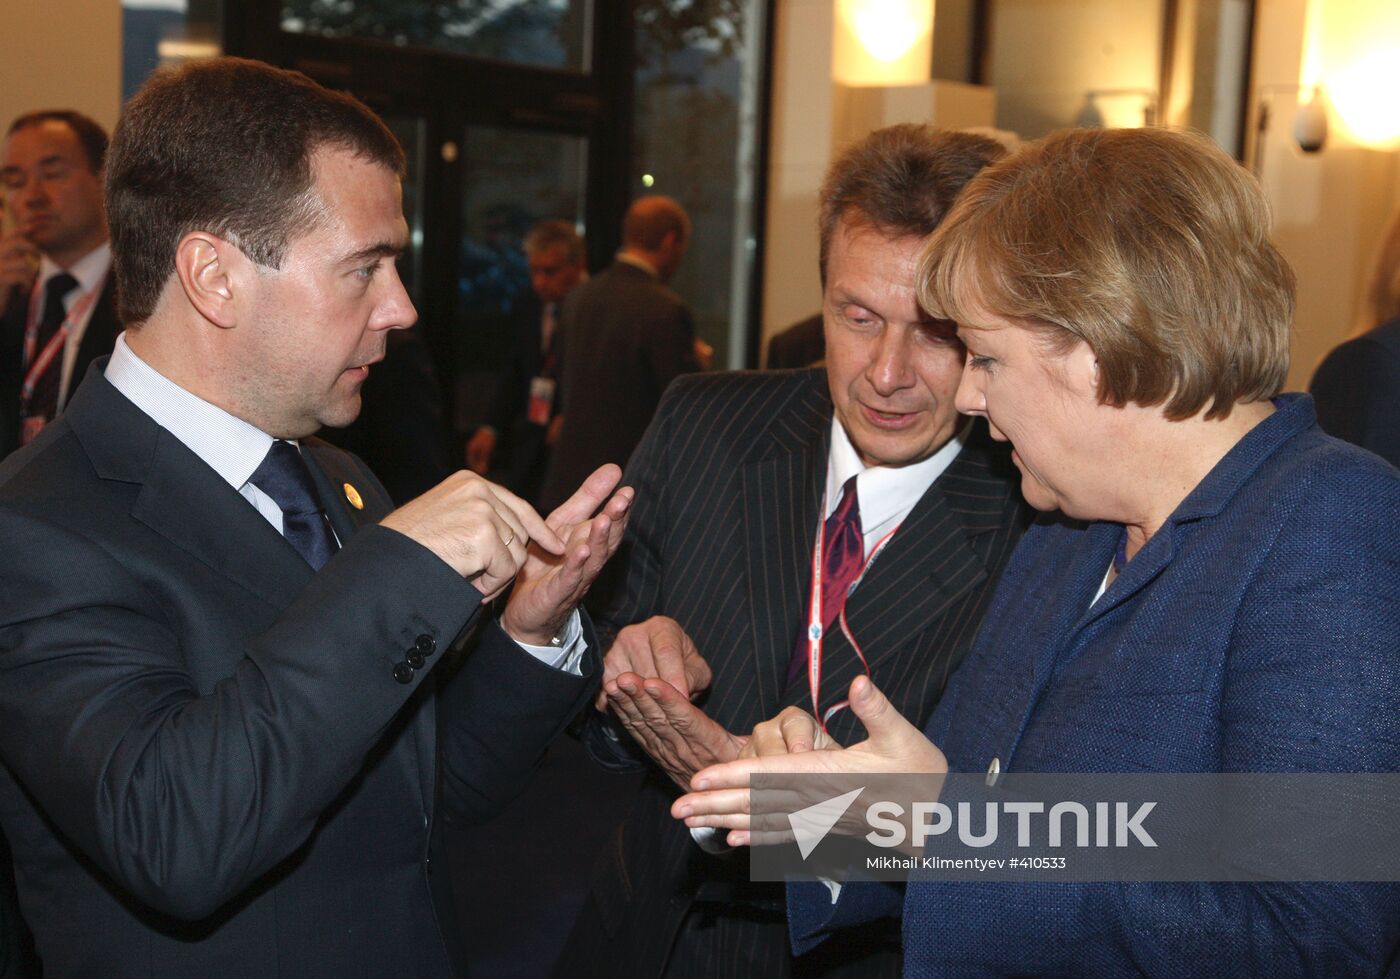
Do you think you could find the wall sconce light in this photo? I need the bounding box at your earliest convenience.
[833,0,934,86]
[843,0,931,62]
[1292,86,1329,153]
[1296,0,1400,150]
[1252,85,1329,175]
[1076,89,1159,130]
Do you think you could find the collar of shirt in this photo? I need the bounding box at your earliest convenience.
[105,331,279,495]
[38,241,111,300]
[825,416,970,554]
[615,252,659,278]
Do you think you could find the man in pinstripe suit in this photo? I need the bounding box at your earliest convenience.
[559,126,1030,978]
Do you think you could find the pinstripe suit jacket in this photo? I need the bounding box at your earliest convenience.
[567,369,1029,978]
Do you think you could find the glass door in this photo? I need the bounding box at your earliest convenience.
[450,124,588,432]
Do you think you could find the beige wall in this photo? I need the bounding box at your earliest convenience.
[1251,0,1400,392]
[761,0,838,351]
[989,0,1164,136]
[0,1,121,136]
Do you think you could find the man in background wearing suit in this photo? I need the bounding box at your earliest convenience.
[540,195,699,512]
[468,219,587,503]
[560,125,1030,978]
[0,110,119,455]
[0,57,630,977]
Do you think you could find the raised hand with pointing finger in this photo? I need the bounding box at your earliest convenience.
[501,463,634,646]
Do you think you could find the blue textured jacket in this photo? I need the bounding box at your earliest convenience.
[790,395,1400,976]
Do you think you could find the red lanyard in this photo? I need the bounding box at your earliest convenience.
[805,484,900,731]
[20,271,106,411]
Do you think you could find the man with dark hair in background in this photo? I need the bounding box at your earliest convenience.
[0,57,630,976]
[559,125,1030,978]
[539,195,699,512]
[0,110,118,455]
[468,218,587,503]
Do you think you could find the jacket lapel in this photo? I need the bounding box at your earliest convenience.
[741,375,830,716]
[301,438,385,542]
[66,371,314,610]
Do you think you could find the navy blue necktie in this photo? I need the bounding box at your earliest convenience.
[250,440,337,570]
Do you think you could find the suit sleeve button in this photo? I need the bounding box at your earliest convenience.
[392,662,414,684]
[415,634,436,656]
[406,650,426,670]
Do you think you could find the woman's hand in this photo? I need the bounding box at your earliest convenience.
[671,676,948,847]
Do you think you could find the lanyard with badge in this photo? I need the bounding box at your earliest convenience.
[19,271,107,415]
[804,485,901,732]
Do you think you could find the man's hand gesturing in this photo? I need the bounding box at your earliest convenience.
[596,616,735,790]
[501,464,633,646]
[381,470,562,601]
[605,674,746,791]
[596,616,713,710]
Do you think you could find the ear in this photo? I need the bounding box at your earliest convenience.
[1061,339,1100,396]
[173,232,247,329]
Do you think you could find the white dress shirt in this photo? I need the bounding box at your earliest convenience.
[104,333,584,672]
[36,241,111,411]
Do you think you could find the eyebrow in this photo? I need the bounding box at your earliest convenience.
[828,284,872,307]
[1,154,70,178]
[341,240,408,266]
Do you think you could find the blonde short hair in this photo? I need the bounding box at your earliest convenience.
[919,127,1295,420]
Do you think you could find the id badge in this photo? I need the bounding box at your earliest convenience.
[526,376,556,426]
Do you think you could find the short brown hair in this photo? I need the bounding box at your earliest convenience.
[818,125,1007,283]
[524,219,585,266]
[106,57,406,324]
[621,195,689,251]
[7,110,108,173]
[918,127,1294,420]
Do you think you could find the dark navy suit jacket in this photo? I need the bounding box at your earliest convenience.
[0,364,598,977]
[790,395,1400,976]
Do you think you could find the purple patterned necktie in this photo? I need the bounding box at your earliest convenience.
[788,475,863,686]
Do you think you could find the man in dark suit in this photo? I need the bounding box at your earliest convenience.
[559,126,1030,978]
[0,110,119,456]
[539,195,699,512]
[0,57,631,977]
[468,219,587,503]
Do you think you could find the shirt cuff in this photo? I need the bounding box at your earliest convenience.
[514,609,586,675]
[821,878,842,903]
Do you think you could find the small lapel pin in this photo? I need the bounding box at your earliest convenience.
[343,483,364,510]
